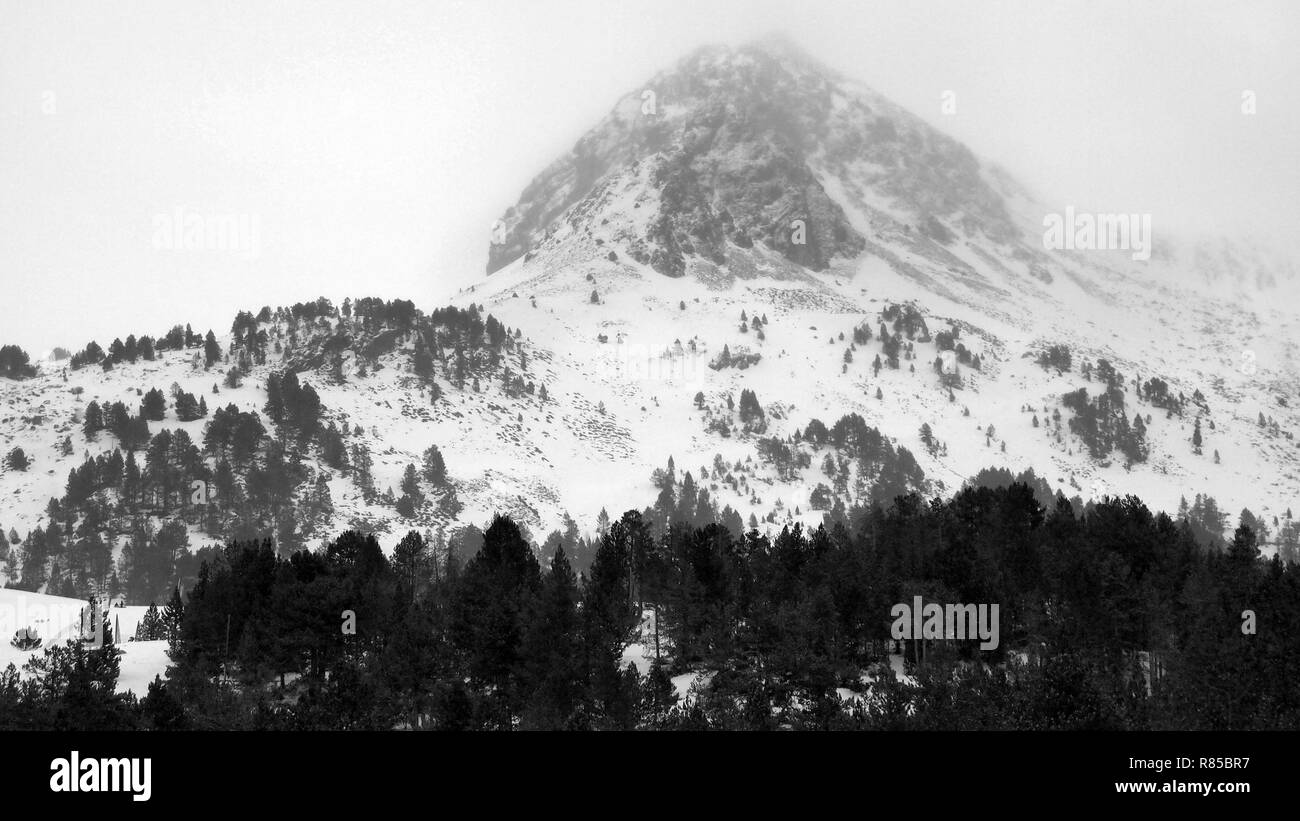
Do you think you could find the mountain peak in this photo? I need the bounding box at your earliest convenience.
[673,33,834,75]
[738,31,841,76]
[485,38,1016,277]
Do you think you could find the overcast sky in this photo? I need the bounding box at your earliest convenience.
[2,0,1296,353]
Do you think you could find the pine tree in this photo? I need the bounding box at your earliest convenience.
[518,546,583,728]
[5,448,30,471]
[1228,523,1260,564]
[135,602,164,641]
[579,514,646,724]
[141,389,167,421]
[161,586,184,642]
[422,445,447,487]
[141,676,188,729]
[84,401,103,439]
[398,463,424,516]
[392,530,430,602]
[451,515,540,721]
[738,389,764,427]
[174,391,200,422]
[203,330,221,369]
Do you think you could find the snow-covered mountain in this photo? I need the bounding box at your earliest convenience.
[1,36,1297,598]
[469,35,1300,537]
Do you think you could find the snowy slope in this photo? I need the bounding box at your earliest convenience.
[462,36,1300,541]
[1,36,1297,583]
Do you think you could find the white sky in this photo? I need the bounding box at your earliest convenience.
[1,0,1296,353]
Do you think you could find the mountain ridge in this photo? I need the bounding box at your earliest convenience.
[1,37,1298,605]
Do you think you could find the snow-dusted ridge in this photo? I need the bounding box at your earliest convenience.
[1,36,1297,595]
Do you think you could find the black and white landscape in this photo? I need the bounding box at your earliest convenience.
[1,1,1298,731]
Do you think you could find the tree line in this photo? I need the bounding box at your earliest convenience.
[4,475,1296,730]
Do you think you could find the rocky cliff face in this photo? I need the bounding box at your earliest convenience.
[488,36,1017,278]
